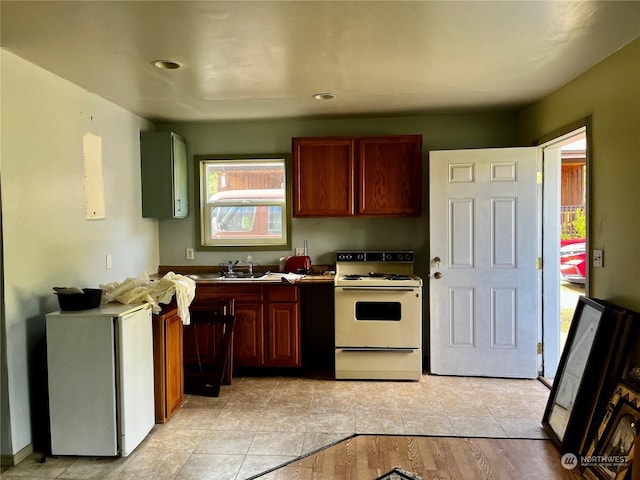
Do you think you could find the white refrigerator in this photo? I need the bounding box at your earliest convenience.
[46,303,155,456]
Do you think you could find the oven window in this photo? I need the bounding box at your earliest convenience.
[355,302,401,321]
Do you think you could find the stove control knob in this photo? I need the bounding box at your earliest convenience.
[385,253,392,261]
[357,253,364,260]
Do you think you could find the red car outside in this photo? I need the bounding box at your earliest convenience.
[560,238,586,284]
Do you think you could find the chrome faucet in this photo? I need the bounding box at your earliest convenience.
[227,260,239,273]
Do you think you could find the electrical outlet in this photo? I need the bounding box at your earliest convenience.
[593,249,604,268]
[186,248,194,260]
[105,254,112,270]
[295,248,305,255]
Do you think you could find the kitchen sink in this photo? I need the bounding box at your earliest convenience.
[187,273,223,280]
[188,272,267,281]
[222,272,266,279]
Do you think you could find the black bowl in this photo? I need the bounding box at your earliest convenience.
[55,288,103,311]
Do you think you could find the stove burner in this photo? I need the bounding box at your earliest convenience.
[368,272,412,280]
[343,274,364,280]
[387,275,411,281]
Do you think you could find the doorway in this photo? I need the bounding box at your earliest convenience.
[541,126,589,381]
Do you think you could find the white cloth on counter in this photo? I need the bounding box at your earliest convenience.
[265,272,306,284]
[100,271,196,325]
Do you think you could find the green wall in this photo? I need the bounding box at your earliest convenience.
[157,112,519,282]
[518,37,640,312]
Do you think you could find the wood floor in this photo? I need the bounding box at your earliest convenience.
[256,435,584,480]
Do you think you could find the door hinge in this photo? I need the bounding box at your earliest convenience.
[536,257,542,270]
[536,172,543,184]
[537,342,542,355]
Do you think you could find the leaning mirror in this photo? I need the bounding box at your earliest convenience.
[542,296,624,454]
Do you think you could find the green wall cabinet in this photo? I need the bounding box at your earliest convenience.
[140,131,188,218]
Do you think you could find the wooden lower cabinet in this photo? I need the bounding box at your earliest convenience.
[152,304,184,423]
[267,301,301,366]
[233,300,264,367]
[190,284,301,369]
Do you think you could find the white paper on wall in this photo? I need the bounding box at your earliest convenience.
[83,132,105,219]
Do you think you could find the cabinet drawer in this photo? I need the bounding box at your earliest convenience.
[266,285,298,302]
[194,285,263,303]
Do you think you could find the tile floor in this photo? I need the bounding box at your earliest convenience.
[1,372,551,480]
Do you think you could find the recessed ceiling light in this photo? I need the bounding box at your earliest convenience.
[313,92,336,100]
[152,60,183,70]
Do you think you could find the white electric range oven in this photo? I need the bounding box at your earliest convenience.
[334,250,423,380]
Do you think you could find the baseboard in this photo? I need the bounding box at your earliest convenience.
[1,443,33,467]
[538,375,553,389]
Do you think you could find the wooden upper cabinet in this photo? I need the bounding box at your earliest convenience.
[292,137,355,216]
[358,135,422,216]
[292,135,422,217]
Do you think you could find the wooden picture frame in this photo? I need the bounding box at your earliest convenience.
[583,383,640,480]
[542,296,626,454]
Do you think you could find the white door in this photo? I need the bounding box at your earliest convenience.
[429,147,539,378]
[117,305,155,456]
[541,144,562,378]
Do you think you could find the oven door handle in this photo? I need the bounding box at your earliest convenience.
[337,347,416,352]
[337,287,416,292]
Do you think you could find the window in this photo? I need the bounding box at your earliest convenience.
[196,156,290,248]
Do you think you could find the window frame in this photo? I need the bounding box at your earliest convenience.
[195,153,292,251]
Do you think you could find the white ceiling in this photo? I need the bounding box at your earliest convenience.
[2,1,639,123]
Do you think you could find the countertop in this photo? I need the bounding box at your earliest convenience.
[157,265,335,285]
[187,272,335,285]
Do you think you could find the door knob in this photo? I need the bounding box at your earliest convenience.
[433,272,442,279]
[433,257,441,263]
